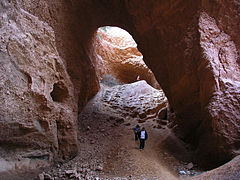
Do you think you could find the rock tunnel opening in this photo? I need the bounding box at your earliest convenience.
[77,26,204,177]
[92,26,161,90]
[1,1,240,179]
[90,26,171,125]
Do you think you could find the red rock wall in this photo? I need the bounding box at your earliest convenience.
[1,0,239,170]
[196,1,240,168]
[0,0,78,169]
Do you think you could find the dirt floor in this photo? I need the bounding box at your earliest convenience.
[1,79,240,180]
[2,82,240,180]
[0,82,204,180]
[37,83,202,180]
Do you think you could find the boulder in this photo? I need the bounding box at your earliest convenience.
[102,81,168,122]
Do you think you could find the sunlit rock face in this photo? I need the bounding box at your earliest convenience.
[101,80,167,121]
[92,27,160,89]
[0,0,239,171]
[0,1,77,171]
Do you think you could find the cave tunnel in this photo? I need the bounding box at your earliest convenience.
[0,0,240,179]
[93,26,161,89]
[76,25,202,178]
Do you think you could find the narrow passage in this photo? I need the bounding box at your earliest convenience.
[75,80,201,179]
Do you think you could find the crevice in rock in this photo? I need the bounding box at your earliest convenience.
[50,82,69,103]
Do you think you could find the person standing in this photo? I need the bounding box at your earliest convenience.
[139,127,148,150]
[133,125,140,141]
[136,75,140,81]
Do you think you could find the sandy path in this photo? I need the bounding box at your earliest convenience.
[85,84,187,179]
[17,83,198,180]
[101,122,179,179]
[1,83,239,180]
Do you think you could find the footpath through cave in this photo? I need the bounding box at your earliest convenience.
[7,25,239,180]
[36,77,240,180]
[42,78,202,180]
[76,79,202,179]
[37,27,204,179]
[1,1,240,180]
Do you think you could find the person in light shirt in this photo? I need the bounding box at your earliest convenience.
[136,75,140,81]
[138,127,148,150]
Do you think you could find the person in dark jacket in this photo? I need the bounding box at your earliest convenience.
[138,127,148,150]
[133,124,141,141]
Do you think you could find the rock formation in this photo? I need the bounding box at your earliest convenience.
[0,0,239,172]
[195,10,240,168]
[0,0,78,171]
[100,80,167,122]
[92,27,160,89]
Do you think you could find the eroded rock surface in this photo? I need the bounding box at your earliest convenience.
[92,27,160,89]
[190,155,240,180]
[0,0,239,172]
[100,80,167,122]
[0,1,77,172]
[195,10,240,168]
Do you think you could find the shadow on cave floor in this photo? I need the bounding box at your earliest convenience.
[1,81,240,180]
[46,80,204,179]
[28,79,240,180]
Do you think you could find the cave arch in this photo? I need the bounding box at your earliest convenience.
[72,1,240,169]
[92,26,161,90]
[2,0,239,173]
